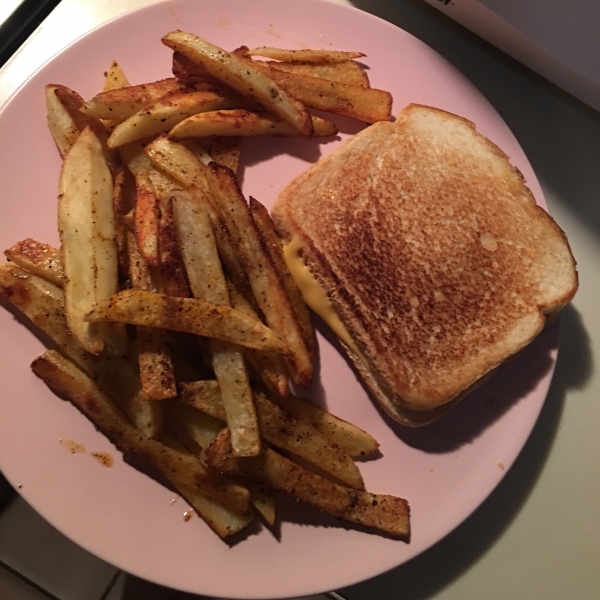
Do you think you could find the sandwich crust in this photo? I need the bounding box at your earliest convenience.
[272,104,578,425]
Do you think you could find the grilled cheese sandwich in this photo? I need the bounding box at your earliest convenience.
[273,104,578,426]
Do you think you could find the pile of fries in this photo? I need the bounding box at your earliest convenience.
[0,31,409,541]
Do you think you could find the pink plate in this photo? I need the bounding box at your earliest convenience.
[0,0,559,597]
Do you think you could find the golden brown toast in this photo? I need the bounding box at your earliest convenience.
[272,104,578,426]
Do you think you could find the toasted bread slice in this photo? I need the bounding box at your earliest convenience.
[272,104,578,426]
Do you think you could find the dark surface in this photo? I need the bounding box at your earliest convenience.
[0,472,14,511]
[0,0,63,67]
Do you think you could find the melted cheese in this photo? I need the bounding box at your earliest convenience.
[283,237,363,359]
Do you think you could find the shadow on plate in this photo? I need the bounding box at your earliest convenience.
[304,307,575,454]
[339,304,591,600]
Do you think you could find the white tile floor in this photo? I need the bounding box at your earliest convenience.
[0,488,332,600]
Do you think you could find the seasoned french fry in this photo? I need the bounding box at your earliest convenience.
[103,60,130,91]
[52,85,120,176]
[227,280,289,398]
[136,327,177,400]
[0,263,163,438]
[127,231,177,401]
[165,400,224,450]
[145,137,254,303]
[263,60,370,88]
[81,78,182,121]
[180,138,213,165]
[210,342,259,456]
[145,135,213,199]
[134,171,160,267]
[4,239,64,287]
[209,136,241,173]
[173,194,260,457]
[249,197,316,361]
[32,351,254,534]
[280,394,380,459]
[246,481,276,527]
[119,140,154,176]
[249,61,392,123]
[179,382,363,489]
[162,31,314,136]
[86,290,284,353]
[207,163,314,386]
[112,168,129,279]
[127,230,156,292]
[0,262,90,367]
[58,126,127,356]
[173,195,226,301]
[204,428,410,538]
[169,109,338,140]
[45,84,81,158]
[107,91,244,148]
[246,47,365,63]
[157,197,191,298]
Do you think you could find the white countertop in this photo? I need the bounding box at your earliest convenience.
[1,1,599,599]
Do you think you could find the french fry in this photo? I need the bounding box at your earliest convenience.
[119,140,154,176]
[173,194,260,457]
[0,262,90,367]
[157,197,191,298]
[127,230,155,292]
[249,61,392,123]
[279,394,380,459]
[165,400,224,450]
[0,263,163,438]
[179,382,363,489]
[249,197,316,360]
[174,51,370,88]
[207,163,314,386]
[180,138,213,165]
[112,168,130,279]
[136,326,177,400]
[103,60,130,91]
[210,342,259,456]
[261,60,370,88]
[246,47,365,63]
[145,135,213,199]
[52,85,120,176]
[203,428,410,538]
[169,109,338,140]
[172,195,227,302]
[81,78,182,121]
[31,351,254,533]
[227,280,289,398]
[209,136,241,173]
[58,126,127,356]
[107,91,245,148]
[246,481,276,527]
[134,171,160,267]
[45,84,81,158]
[4,239,64,287]
[127,231,177,401]
[145,137,255,303]
[162,31,314,136]
[85,289,284,353]
[89,346,165,439]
